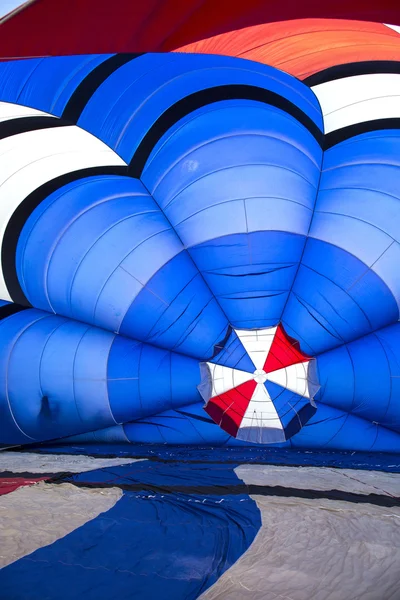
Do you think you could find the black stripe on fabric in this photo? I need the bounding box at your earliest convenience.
[324,118,400,149]
[211,325,233,359]
[175,409,215,425]
[0,116,69,140]
[55,479,400,508]
[284,404,317,441]
[0,302,28,321]
[2,165,128,306]
[62,53,144,123]
[128,84,324,177]
[0,470,72,478]
[304,60,400,87]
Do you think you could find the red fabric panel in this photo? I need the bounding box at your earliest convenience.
[0,0,399,60]
[205,379,256,436]
[0,476,48,496]
[219,413,243,438]
[263,324,310,374]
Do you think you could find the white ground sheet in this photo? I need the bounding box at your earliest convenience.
[200,466,400,600]
[235,464,400,497]
[0,483,122,568]
[0,451,141,473]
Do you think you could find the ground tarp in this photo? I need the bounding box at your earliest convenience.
[0,450,399,600]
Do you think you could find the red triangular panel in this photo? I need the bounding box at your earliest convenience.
[204,379,256,437]
[263,324,310,374]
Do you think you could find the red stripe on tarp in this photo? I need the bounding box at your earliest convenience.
[0,476,49,496]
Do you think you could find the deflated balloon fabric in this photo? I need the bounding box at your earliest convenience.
[0,53,399,452]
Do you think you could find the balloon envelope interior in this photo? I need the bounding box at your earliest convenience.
[0,18,399,453]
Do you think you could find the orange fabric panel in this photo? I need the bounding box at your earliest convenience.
[160,0,400,51]
[173,19,400,79]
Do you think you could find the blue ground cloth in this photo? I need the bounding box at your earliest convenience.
[0,460,261,600]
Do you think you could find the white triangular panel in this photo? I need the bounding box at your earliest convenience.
[385,24,400,35]
[240,383,283,429]
[236,327,277,369]
[267,362,311,398]
[206,363,254,396]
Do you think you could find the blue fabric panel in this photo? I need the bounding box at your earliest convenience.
[141,97,321,329]
[124,402,232,445]
[0,55,112,116]
[142,101,321,248]
[375,325,400,432]
[119,253,227,358]
[315,345,355,413]
[144,98,320,175]
[107,335,201,423]
[190,232,305,328]
[311,131,400,308]
[7,314,82,441]
[63,425,130,444]
[38,319,116,438]
[79,53,322,161]
[0,462,261,600]
[291,403,400,453]
[282,239,399,355]
[210,329,255,372]
[265,381,316,432]
[317,323,400,432]
[0,309,49,445]
[0,308,205,445]
[17,175,228,359]
[0,311,117,443]
[0,58,44,106]
[17,176,177,319]
[72,326,116,426]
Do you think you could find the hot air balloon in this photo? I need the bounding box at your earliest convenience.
[0,48,399,453]
[1,5,400,600]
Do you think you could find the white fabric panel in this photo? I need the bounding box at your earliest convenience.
[236,327,277,369]
[0,101,49,123]
[206,363,253,396]
[267,361,313,398]
[240,383,283,429]
[312,74,400,133]
[385,23,400,35]
[0,124,126,301]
